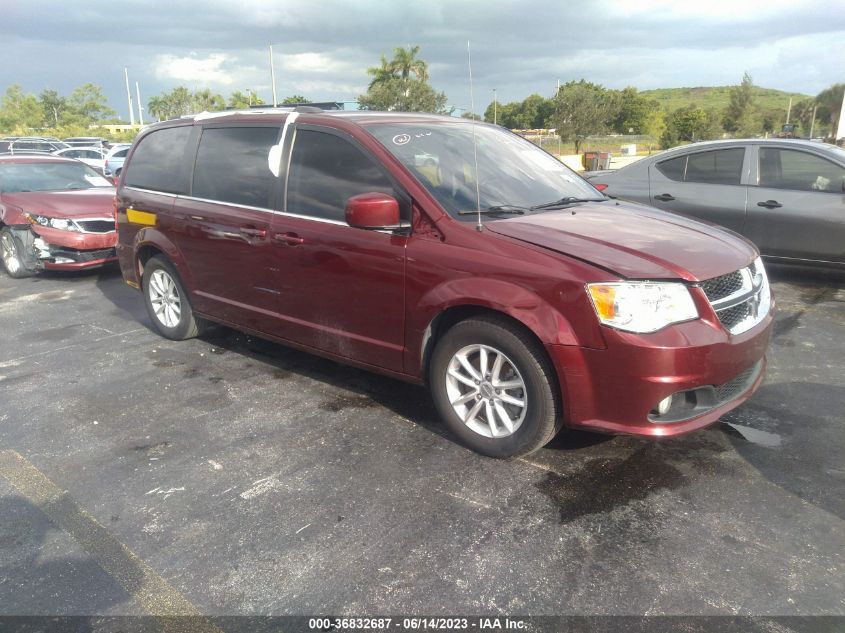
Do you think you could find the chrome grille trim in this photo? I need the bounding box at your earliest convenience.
[698,260,770,335]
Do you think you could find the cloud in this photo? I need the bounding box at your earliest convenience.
[153,53,236,86]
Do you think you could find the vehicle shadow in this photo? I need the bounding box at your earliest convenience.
[92,265,153,332]
[0,495,130,620]
[718,382,845,520]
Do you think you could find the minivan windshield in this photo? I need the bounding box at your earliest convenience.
[367,122,604,221]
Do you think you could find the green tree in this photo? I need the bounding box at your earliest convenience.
[613,87,660,134]
[67,83,115,124]
[281,95,311,104]
[39,89,68,127]
[461,111,482,121]
[228,90,265,108]
[814,83,845,138]
[192,88,226,112]
[550,80,616,153]
[359,46,448,114]
[661,105,722,148]
[0,84,43,132]
[723,72,761,136]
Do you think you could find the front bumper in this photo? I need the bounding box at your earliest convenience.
[548,312,773,437]
[29,225,118,270]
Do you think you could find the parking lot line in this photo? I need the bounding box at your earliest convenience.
[0,449,224,633]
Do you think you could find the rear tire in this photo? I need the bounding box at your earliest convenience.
[1,227,36,278]
[142,255,206,340]
[429,316,562,458]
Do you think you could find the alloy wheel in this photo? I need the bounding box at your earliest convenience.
[148,268,182,328]
[445,344,528,438]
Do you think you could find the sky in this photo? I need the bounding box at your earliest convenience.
[3,0,844,121]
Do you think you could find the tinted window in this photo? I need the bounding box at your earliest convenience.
[759,148,845,193]
[192,126,280,208]
[656,155,686,181]
[124,126,192,194]
[657,148,744,185]
[113,148,129,158]
[685,149,744,185]
[287,129,396,222]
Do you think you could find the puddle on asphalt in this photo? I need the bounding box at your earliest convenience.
[724,423,783,448]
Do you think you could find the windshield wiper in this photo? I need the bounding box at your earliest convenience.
[458,205,526,216]
[530,196,607,210]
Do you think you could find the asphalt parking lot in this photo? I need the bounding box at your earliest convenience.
[0,264,843,628]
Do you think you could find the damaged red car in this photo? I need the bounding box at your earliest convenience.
[0,155,117,278]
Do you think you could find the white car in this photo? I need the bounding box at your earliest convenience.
[52,146,107,172]
[103,144,132,177]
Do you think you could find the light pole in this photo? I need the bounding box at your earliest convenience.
[493,88,497,125]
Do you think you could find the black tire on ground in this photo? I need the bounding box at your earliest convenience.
[429,316,563,458]
[0,227,36,278]
[142,254,206,340]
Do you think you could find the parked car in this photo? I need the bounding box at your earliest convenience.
[103,144,132,177]
[62,136,110,149]
[0,137,69,154]
[116,111,772,458]
[585,139,845,268]
[52,146,107,172]
[0,155,117,277]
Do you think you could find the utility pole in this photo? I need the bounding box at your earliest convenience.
[809,104,817,138]
[786,97,792,125]
[557,79,561,157]
[493,88,497,125]
[135,81,144,126]
[269,44,278,107]
[124,67,135,126]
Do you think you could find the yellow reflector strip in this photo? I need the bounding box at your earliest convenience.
[126,209,157,226]
[125,279,140,289]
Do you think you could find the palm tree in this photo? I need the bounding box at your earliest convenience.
[367,54,394,89]
[390,45,428,83]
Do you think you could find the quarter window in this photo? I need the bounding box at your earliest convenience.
[287,129,398,222]
[123,126,192,194]
[657,148,745,185]
[759,148,845,193]
[191,126,280,208]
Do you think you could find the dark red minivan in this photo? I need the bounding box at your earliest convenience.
[115,109,772,457]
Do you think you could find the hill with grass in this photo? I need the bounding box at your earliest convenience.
[641,85,811,112]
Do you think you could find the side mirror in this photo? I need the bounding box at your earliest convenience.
[345,192,402,230]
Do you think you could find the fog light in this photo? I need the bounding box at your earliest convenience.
[656,395,673,416]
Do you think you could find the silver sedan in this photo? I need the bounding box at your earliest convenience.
[585,139,845,268]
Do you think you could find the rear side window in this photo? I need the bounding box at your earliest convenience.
[287,129,397,222]
[124,126,192,194]
[191,126,280,208]
[759,148,845,192]
[657,148,745,185]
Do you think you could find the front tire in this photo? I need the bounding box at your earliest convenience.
[1,227,36,278]
[429,316,562,458]
[142,255,206,340]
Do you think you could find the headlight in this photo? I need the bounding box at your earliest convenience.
[26,214,79,232]
[586,281,698,333]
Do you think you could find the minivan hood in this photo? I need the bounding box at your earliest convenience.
[485,201,755,282]
[1,188,115,219]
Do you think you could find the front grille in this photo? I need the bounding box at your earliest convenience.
[716,302,750,331]
[51,247,116,262]
[700,271,744,302]
[714,363,759,403]
[76,219,115,234]
[699,263,770,335]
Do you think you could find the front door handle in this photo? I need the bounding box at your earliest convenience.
[654,193,675,202]
[757,200,782,209]
[240,226,266,238]
[273,232,304,246]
